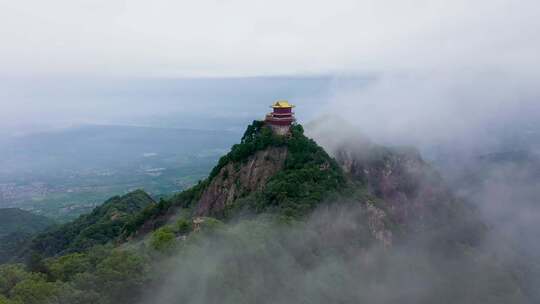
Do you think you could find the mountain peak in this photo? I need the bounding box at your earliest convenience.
[122,121,346,237]
[196,120,346,217]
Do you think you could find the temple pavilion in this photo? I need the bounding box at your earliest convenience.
[264,100,296,135]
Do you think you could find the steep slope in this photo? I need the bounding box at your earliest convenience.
[307,118,484,245]
[336,144,453,225]
[0,209,54,263]
[24,189,155,258]
[0,208,54,238]
[0,119,529,304]
[197,122,346,216]
[130,126,524,304]
[126,119,477,244]
[125,121,347,235]
[195,146,288,216]
[123,118,487,255]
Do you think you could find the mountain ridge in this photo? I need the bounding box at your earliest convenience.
[0,208,55,263]
[0,208,54,238]
[21,189,155,259]
[122,120,478,250]
[123,121,348,237]
[0,120,529,304]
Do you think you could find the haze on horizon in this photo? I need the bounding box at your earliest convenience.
[0,2,540,302]
[0,0,539,143]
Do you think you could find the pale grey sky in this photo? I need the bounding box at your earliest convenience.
[0,0,538,77]
[0,0,539,139]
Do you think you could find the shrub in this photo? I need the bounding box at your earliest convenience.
[199,217,224,232]
[48,253,91,282]
[150,227,176,252]
[176,219,192,234]
[10,276,58,304]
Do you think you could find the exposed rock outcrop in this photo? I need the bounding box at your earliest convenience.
[365,202,393,247]
[335,144,455,229]
[195,147,288,216]
[307,119,460,232]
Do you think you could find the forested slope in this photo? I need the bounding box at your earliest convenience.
[0,209,54,263]
[0,121,531,304]
[23,190,155,258]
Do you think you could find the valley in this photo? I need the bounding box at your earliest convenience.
[0,125,238,221]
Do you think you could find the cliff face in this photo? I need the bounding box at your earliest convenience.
[123,122,347,237]
[335,144,457,230]
[306,119,470,235]
[127,121,479,250]
[195,146,288,216]
[192,121,462,244]
[189,122,346,219]
[193,141,396,246]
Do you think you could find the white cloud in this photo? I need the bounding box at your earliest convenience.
[1,0,538,77]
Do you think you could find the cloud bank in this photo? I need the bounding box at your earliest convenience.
[0,0,538,77]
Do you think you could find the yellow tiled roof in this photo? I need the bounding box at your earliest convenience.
[272,100,295,108]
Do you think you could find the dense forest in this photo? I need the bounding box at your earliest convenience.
[23,190,155,258]
[0,209,55,264]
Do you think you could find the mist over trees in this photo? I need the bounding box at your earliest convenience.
[1,1,539,302]
[1,121,538,303]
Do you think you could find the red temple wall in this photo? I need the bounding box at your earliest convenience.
[273,108,292,114]
[267,119,293,126]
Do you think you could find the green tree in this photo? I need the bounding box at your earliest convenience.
[10,276,58,304]
[176,219,192,234]
[199,217,224,232]
[48,253,91,282]
[56,280,101,304]
[150,227,176,252]
[94,250,148,303]
[0,295,13,304]
[0,264,31,295]
[0,296,21,304]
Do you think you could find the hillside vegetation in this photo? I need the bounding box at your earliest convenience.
[0,209,54,238]
[124,121,347,235]
[0,209,54,264]
[0,121,532,304]
[24,190,155,258]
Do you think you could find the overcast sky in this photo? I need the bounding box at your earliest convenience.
[0,0,539,135]
[1,0,538,77]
